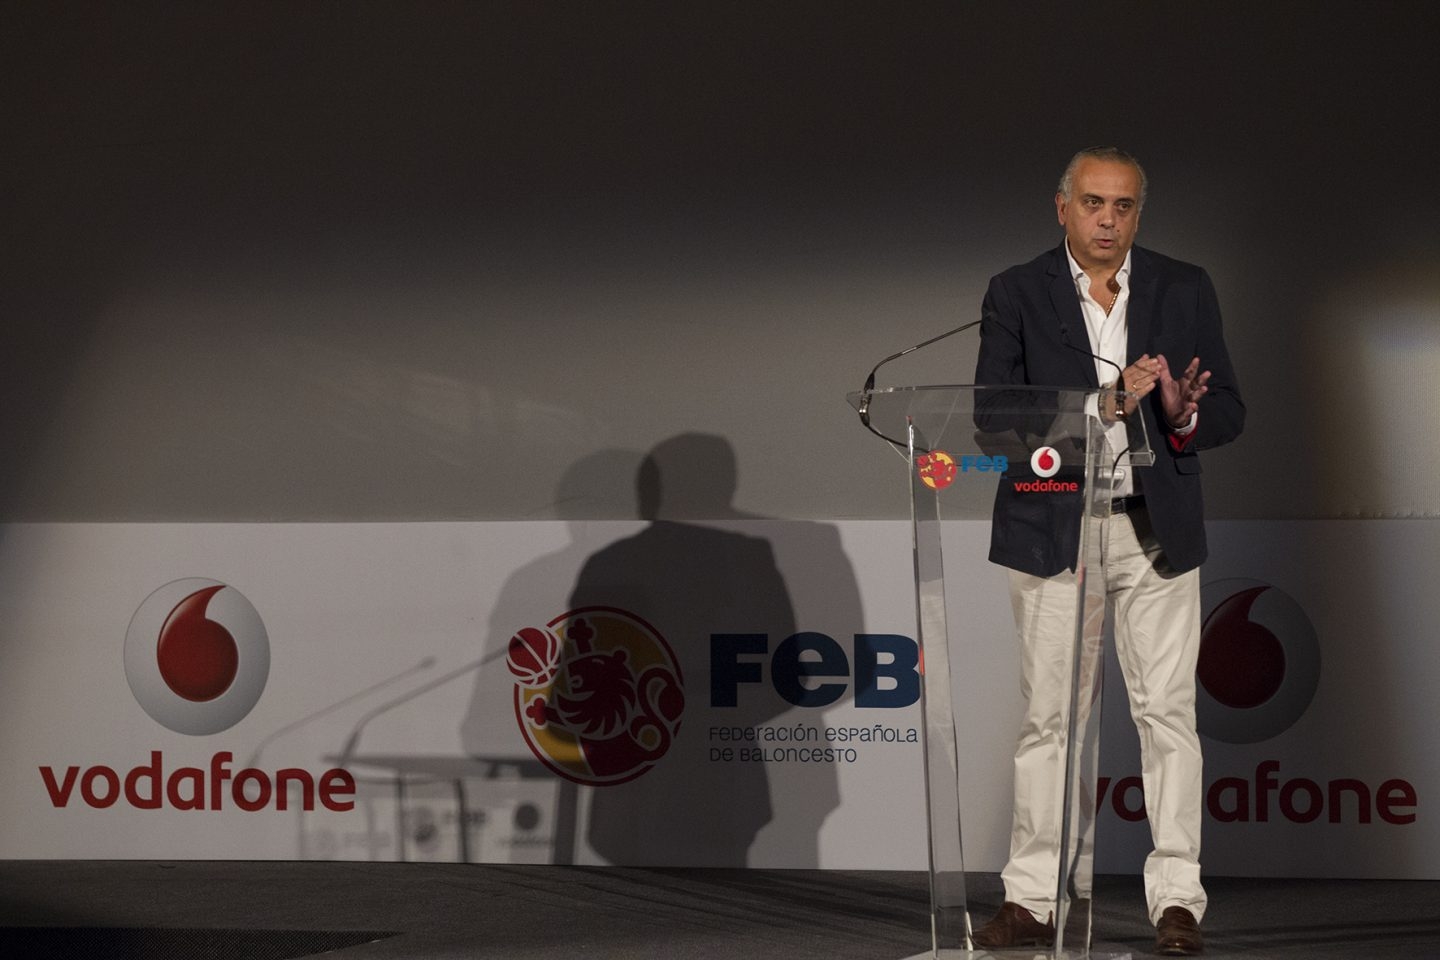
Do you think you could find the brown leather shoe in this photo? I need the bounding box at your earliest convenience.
[972,901,1055,949]
[1155,906,1203,956]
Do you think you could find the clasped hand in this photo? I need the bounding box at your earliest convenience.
[1110,354,1210,429]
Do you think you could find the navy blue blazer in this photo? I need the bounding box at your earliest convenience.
[974,243,1244,577]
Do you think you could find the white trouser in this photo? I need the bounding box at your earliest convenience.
[1001,508,1207,927]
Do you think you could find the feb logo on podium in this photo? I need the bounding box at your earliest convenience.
[915,451,958,490]
[507,607,684,786]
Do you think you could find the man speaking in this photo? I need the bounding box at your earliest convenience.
[971,147,1244,956]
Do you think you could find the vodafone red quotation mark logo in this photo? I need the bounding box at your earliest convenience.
[1031,446,1061,478]
[124,579,270,735]
[507,607,684,786]
[1196,579,1320,744]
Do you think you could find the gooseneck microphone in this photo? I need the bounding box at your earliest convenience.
[243,657,436,768]
[856,317,985,448]
[1057,321,1138,484]
[1057,321,1125,386]
[333,645,514,769]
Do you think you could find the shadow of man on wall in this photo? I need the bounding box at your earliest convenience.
[568,432,861,867]
[463,433,864,867]
[458,447,645,862]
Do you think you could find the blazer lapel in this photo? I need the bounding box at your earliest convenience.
[1126,246,1157,362]
[1047,245,1100,388]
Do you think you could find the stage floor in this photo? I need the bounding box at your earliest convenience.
[2,862,1438,959]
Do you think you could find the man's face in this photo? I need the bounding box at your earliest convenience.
[1056,158,1142,271]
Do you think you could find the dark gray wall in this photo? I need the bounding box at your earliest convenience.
[5,3,1438,521]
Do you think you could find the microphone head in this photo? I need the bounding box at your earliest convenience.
[337,731,361,767]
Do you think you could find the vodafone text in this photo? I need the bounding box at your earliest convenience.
[711,633,918,708]
[1099,760,1417,825]
[1013,479,1079,493]
[39,751,356,812]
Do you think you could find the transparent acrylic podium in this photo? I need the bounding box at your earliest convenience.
[848,384,1153,960]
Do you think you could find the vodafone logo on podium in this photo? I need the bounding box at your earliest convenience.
[124,579,271,735]
[1030,445,1062,478]
[1013,445,1076,493]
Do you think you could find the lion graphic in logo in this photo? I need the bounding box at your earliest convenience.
[509,608,684,785]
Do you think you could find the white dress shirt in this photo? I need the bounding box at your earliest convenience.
[1066,242,1136,496]
[1064,243,1197,499]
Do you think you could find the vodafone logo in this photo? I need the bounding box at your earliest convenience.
[1013,445,1075,493]
[1196,579,1320,744]
[1030,446,1061,478]
[1105,579,1415,826]
[41,581,351,814]
[508,606,684,786]
[124,579,270,735]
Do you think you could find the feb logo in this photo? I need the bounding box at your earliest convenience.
[1196,579,1320,744]
[507,607,684,786]
[915,451,957,490]
[124,579,271,735]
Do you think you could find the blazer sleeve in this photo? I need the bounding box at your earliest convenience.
[1190,268,1245,450]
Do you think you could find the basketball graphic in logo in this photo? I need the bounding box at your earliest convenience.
[507,627,561,687]
[509,607,684,786]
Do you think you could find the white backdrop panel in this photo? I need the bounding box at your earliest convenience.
[0,520,1433,876]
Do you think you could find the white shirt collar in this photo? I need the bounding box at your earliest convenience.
[1064,241,1132,288]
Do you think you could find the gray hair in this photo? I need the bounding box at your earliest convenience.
[1058,146,1148,210]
